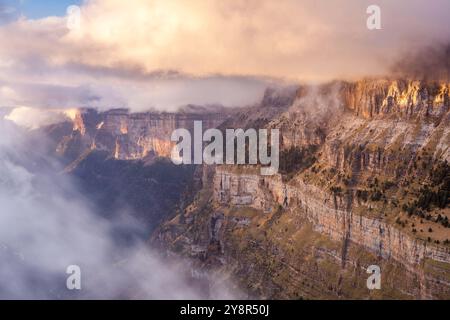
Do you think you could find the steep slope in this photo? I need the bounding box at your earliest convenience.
[155,79,450,299]
[69,151,198,232]
[51,108,229,164]
[44,108,228,233]
[40,80,449,299]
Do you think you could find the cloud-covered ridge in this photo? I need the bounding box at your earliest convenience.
[0,0,449,112]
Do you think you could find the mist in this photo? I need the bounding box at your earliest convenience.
[289,82,344,125]
[0,117,237,299]
[391,43,450,82]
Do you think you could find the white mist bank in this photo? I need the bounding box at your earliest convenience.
[0,118,237,299]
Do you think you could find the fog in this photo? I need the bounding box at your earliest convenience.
[391,43,450,82]
[0,118,236,299]
[290,82,344,123]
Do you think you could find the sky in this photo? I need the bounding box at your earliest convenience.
[22,0,81,19]
[0,0,449,117]
[1,0,81,19]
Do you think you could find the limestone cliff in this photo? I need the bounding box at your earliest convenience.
[155,79,450,299]
[209,167,450,298]
[55,108,228,165]
[46,79,450,299]
[341,80,449,119]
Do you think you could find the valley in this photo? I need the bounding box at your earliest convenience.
[43,78,450,299]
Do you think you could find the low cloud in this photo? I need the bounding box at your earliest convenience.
[0,119,237,299]
[4,107,69,129]
[0,0,449,114]
[391,43,450,82]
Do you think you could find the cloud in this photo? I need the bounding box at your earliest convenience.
[0,118,238,299]
[0,0,449,112]
[4,107,69,129]
[0,1,17,24]
[23,0,450,79]
[391,43,450,81]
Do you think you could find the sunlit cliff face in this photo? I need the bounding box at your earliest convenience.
[64,109,81,122]
[340,79,450,119]
[120,121,128,135]
[385,81,449,108]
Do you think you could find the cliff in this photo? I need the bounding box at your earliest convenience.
[45,79,450,299]
[209,167,450,298]
[55,108,228,165]
[341,79,449,119]
[154,79,450,299]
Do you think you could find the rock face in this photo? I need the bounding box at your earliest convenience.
[47,79,450,299]
[212,167,450,298]
[55,108,228,164]
[341,80,449,119]
[154,79,450,299]
[48,108,228,237]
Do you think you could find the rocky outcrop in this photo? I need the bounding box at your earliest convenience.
[340,79,449,119]
[45,79,450,299]
[150,79,450,299]
[56,108,228,163]
[212,167,450,298]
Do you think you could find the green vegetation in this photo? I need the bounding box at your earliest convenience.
[356,189,369,202]
[279,145,318,178]
[401,160,449,228]
[71,150,197,231]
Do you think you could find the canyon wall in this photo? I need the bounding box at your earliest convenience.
[49,79,450,298]
[340,80,449,119]
[214,167,450,266]
[156,79,450,299]
[210,167,450,298]
[57,108,228,163]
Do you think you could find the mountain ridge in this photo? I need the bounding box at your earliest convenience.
[42,77,450,299]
